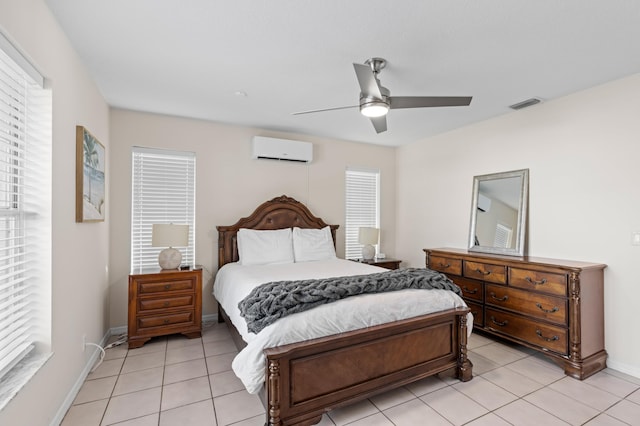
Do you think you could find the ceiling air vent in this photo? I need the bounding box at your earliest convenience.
[509,98,542,110]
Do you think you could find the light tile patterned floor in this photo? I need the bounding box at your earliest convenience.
[61,324,640,425]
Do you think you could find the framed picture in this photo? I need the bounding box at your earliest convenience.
[76,126,105,222]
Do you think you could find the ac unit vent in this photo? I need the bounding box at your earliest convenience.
[509,98,542,110]
[252,136,313,163]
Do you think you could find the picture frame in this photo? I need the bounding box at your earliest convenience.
[76,126,105,222]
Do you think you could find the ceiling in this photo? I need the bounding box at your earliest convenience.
[44,1,640,147]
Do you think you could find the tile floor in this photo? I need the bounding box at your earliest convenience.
[61,323,640,425]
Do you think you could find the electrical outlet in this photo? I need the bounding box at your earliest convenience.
[82,334,86,352]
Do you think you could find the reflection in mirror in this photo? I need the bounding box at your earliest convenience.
[468,169,529,256]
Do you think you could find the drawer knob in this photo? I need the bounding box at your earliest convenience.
[525,277,547,286]
[536,303,559,313]
[462,286,477,294]
[164,284,171,290]
[535,329,559,342]
[490,316,509,327]
[490,292,509,302]
[476,268,491,275]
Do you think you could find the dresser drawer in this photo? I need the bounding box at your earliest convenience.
[464,261,506,284]
[451,276,484,302]
[138,278,195,295]
[429,255,462,276]
[509,268,567,296]
[138,295,194,312]
[466,300,484,328]
[485,284,567,325]
[485,308,568,355]
[137,311,195,330]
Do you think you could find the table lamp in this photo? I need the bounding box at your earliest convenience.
[152,223,189,270]
[358,227,379,261]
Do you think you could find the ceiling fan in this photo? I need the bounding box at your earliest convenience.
[293,57,472,134]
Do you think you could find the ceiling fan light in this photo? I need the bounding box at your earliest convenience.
[360,102,389,118]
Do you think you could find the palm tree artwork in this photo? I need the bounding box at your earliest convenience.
[81,128,105,220]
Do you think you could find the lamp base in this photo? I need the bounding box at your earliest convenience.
[158,247,182,270]
[362,244,375,261]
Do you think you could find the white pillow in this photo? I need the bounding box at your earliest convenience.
[292,226,337,262]
[237,228,294,266]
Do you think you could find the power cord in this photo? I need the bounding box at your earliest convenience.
[86,333,128,373]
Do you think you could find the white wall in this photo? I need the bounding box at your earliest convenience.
[396,73,640,377]
[0,1,111,425]
[109,109,397,328]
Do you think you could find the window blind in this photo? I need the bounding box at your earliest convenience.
[345,168,380,259]
[0,39,51,383]
[131,147,195,273]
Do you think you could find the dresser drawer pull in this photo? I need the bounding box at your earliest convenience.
[476,268,491,275]
[490,316,509,327]
[535,329,559,342]
[525,277,547,286]
[489,292,509,302]
[438,262,451,269]
[164,284,171,290]
[462,286,477,294]
[536,303,559,313]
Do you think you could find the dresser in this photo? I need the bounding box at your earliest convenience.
[424,248,606,379]
[128,268,202,349]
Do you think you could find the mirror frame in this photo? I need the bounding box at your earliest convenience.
[468,169,529,257]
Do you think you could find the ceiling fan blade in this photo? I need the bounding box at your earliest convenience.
[292,105,358,115]
[370,116,387,133]
[390,96,472,109]
[353,63,382,98]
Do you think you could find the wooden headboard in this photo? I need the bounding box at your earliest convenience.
[216,195,339,268]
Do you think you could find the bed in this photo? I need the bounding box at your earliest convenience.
[215,195,472,426]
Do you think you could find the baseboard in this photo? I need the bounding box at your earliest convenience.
[51,314,220,425]
[50,330,111,426]
[606,357,640,381]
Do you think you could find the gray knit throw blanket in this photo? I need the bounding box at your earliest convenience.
[238,268,461,334]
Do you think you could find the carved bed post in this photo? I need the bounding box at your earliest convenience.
[456,311,473,382]
[268,359,282,426]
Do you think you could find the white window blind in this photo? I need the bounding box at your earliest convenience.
[0,38,52,385]
[345,168,380,259]
[131,147,195,273]
[494,223,512,249]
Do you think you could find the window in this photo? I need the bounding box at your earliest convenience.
[0,34,52,402]
[494,223,512,248]
[131,147,195,273]
[345,168,380,259]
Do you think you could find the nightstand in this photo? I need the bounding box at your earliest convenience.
[128,268,202,349]
[351,258,402,270]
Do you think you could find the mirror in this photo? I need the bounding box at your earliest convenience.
[468,169,529,256]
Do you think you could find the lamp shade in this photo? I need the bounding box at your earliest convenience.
[358,227,379,245]
[152,224,189,247]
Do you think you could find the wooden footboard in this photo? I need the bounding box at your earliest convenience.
[263,307,472,426]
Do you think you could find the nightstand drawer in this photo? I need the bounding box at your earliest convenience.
[138,295,194,312]
[137,311,195,330]
[138,278,195,294]
[464,261,506,284]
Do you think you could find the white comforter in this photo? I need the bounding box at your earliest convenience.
[213,259,470,394]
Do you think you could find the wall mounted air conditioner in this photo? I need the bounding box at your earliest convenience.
[252,136,313,163]
[477,193,492,212]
